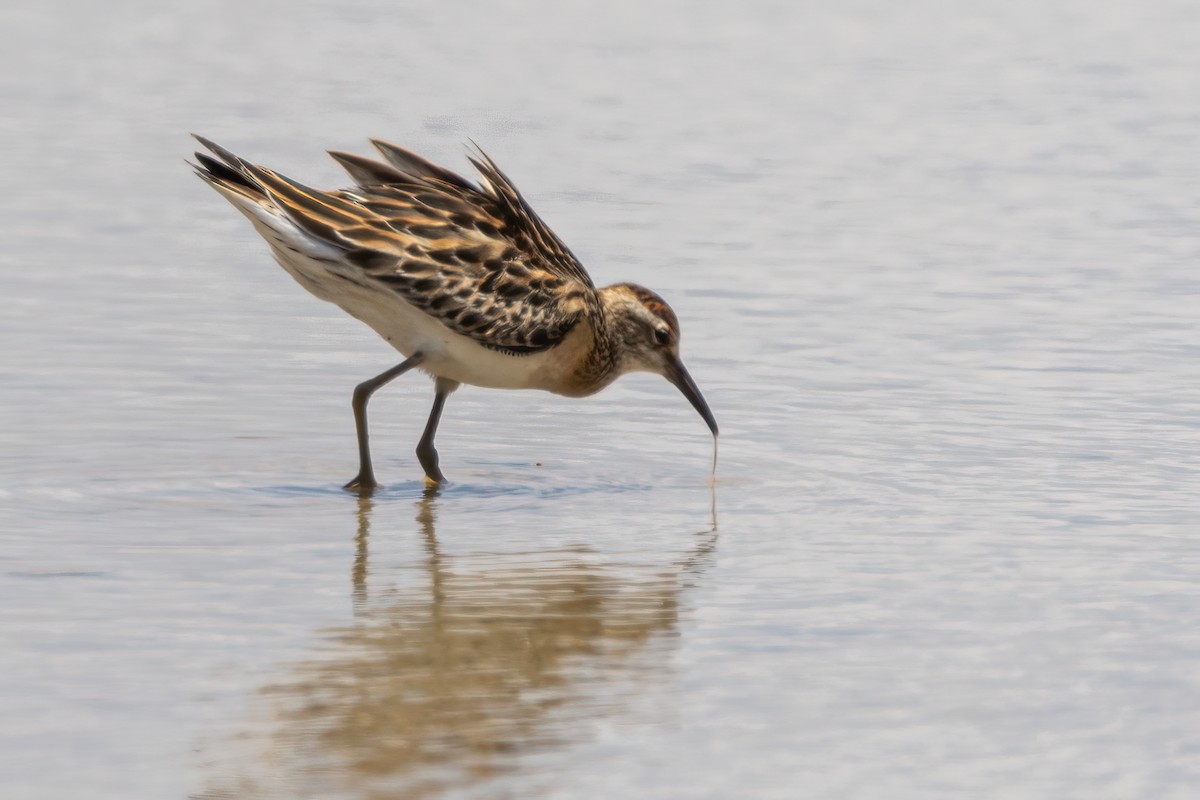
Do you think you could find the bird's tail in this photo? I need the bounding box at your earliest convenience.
[189,134,342,262]
[188,134,268,204]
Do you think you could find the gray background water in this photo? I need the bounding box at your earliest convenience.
[2,1,1198,798]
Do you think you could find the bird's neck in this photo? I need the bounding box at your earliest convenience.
[562,304,623,397]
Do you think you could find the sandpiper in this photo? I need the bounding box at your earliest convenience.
[190,135,717,491]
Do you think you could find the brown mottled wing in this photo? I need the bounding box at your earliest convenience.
[464,147,595,289]
[355,247,589,353]
[194,137,591,353]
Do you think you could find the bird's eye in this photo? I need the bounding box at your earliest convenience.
[653,327,670,346]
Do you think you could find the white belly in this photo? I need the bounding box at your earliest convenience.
[268,245,567,392]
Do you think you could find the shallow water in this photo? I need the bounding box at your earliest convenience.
[3,1,1199,798]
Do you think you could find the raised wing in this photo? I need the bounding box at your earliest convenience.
[462,146,594,289]
[192,136,596,353]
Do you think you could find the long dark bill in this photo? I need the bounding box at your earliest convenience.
[665,356,718,438]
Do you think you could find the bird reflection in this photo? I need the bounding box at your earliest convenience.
[196,491,716,800]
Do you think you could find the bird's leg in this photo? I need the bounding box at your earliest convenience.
[344,353,426,494]
[416,378,457,485]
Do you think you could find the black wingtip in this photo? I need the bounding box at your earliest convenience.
[328,149,412,186]
[191,134,245,169]
[193,151,257,190]
[185,158,209,181]
[465,138,497,167]
[370,138,477,191]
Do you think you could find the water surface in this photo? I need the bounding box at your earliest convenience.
[2,1,1198,798]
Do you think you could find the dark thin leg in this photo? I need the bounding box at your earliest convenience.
[416,386,450,484]
[343,353,425,493]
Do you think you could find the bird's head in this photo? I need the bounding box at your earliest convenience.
[598,283,718,437]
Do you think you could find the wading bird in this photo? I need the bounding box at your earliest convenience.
[191,136,717,491]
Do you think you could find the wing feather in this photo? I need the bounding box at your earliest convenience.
[467,148,595,289]
[192,136,596,353]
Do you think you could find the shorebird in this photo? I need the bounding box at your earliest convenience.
[190,135,717,491]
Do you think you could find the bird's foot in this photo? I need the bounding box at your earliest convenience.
[343,473,379,495]
[416,446,446,487]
